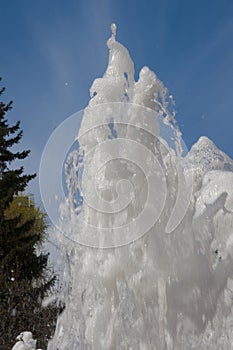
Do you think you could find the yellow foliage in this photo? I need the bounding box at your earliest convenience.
[4,195,48,241]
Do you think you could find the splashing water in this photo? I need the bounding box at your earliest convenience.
[45,25,233,349]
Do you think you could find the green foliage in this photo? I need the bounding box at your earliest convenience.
[3,195,49,281]
[0,78,62,349]
[0,79,35,218]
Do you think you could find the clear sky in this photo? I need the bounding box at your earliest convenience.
[1,0,233,202]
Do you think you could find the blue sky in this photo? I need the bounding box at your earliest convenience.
[1,0,233,202]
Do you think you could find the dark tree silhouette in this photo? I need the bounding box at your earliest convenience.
[0,78,61,349]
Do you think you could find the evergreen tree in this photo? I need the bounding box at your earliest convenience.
[0,77,36,278]
[0,78,35,213]
[0,78,62,349]
[4,195,53,282]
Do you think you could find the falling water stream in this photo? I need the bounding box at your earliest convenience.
[44,25,233,350]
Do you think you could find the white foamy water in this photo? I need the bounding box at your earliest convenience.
[46,25,233,350]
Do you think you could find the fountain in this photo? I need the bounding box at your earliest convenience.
[41,24,233,349]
